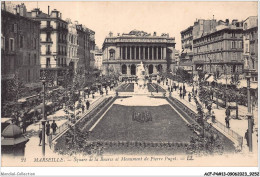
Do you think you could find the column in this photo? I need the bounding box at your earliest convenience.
[163,47,166,59]
[148,47,150,60]
[134,46,136,60]
[130,46,132,60]
[152,46,154,60]
[139,46,141,60]
[125,46,128,60]
[143,47,145,60]
[161,47,163,60]
[120,46,122,59]
[156,46,158,59]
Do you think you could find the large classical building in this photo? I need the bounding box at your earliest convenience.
[102,30,177,76]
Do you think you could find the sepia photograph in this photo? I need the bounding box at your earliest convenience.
[1,0,259,175]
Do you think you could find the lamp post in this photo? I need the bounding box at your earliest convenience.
[39,70,48,156]
[224,64,228,108]
[245,69,254,152]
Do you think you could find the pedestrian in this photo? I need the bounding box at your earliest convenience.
[195,89,197,95]
[225,116,230,128]
[192,87,194,94]
[51,120,58,135]
[82,104,85,113]
[171,86,173,92]
[46,121,50,137]
[106,89,108,95]
[182,90,185,99]
[168,86,170,92]
[179,86,182,93]
[207,103,212,114]
[39,129,42,146]
[87,91,90,98]
[211,111,216,123]
[86,100,90,110]
[22,117,27,133]
[245,129,249,146]
[188,92,191,102]
[225,106,231,118]
[92,93,95,99]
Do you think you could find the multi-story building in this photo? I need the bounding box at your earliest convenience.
[1,3,41,101]
[243,16,258,82]
[102,30,177,76]
[180,19,217,73]
[66,19,79,73]
[94,47,103,70]
[193,20,244,75]
[180,26,193,73]
[27,7,69,86]
[89,29,96,70]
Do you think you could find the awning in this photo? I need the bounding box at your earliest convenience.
[237,80,258,89]
[206,75,214,82]
[251,82,258,89]
[217,78,232,85]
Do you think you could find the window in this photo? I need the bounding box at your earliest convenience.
[1,36,5,50]
[47,21,51,27]
[245,44,249,53]
[46,58,50,68]
[34,54,37,65]
[34,38,37,49]
[28,70,30,82]
[232,33,235,38]
[9,38,14,51]
[13,24,17,33]
[109,49,115,59]
[19,35,23,48]
[239,41,242,49]
[231,41,236,49]
[28,53,31,65]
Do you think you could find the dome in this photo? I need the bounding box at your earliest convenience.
[2,124,22,138]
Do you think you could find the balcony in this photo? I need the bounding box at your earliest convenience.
[41,25,54,32]
[42,38,53,43]
[41,64,68,69]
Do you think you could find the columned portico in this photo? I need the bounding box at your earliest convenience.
[103,30,176,76]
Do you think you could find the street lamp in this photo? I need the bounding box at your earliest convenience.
[245,68,254,152]
[224,64,228,108]
[39,70,48,156]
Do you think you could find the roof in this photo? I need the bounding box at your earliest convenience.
[2,124,22,138]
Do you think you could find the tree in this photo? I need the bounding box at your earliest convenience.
[230,72,240,119]
[5,71,25,124]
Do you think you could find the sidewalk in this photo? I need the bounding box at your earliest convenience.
[19,89,116,158]
[159,80,258,154]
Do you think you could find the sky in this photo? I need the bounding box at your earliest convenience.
[17,1,258,50]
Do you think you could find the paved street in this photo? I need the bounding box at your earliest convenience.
[158,80,258,154]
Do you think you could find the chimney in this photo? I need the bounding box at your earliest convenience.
[225,19,229,25]
[48,5,49,15]
[117,33,120,36]
[153,32,156,36]
[60,13,62,19]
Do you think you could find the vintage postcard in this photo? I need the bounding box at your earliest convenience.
[1,0,259,174]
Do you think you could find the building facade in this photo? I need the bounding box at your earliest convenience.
[94,47,103,70]
[243,16,258,82]
[27,7,69,86]
[1,3,41,101]
[193,22,244,75]
[180,26,193,73]
[180,19,218,73]
[66,19,79,72]
[102,30,177,76]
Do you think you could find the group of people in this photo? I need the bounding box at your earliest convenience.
[38,120,58,146]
